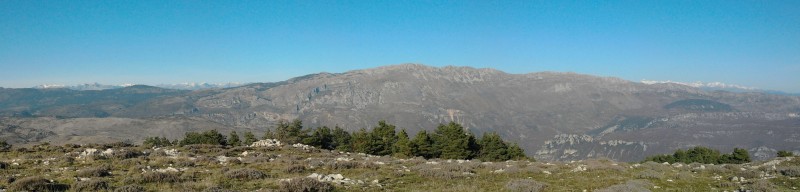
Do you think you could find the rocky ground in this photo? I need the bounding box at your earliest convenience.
[0,139,799,192]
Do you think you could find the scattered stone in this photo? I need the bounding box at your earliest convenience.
[572,165,587,172]
[292,143,315,151]
[335,157,353,162]
[307,173,361,185]
[250,139,283,147]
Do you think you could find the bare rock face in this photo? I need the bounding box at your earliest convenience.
[2,64,800,162]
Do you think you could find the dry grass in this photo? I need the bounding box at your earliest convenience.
[114,185,146,192]
[223,168,269,180]
[8,176,70,192]
[139,172,182,183]
[76,165,112,177]
[505,179,547,192]
[72,179,109,192]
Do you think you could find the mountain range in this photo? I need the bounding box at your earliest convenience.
[2,64,799,162]
[30,82,246,91]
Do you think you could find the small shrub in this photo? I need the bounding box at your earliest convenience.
[224,168,268,180]
[673,171,694,180]
[636,170,663,179]
[717,182,737,188]
[285,164,306,173]
[175,159,196,167]
[140,172,182,183]
[328,161,359,170]
[203,186,236,192]
[737,169,761,179]
[779,166,800,177]
[8,176,70,192]
[505,179,547,192]
[72,179,109,192]
[777,150,794,157]
[0,161,8,169]
[278,178,334,192]
[749,179,778,192]
[112,149,143,159]
[114,185,145,192]
[76,165,111,177]
[705,164,729,175]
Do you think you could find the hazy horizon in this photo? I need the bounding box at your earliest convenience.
[2,1,799,92]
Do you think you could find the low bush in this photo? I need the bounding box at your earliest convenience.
[717,182,737,188]
[285,164,306,173]
[203,186,236,192]
[328,161,359,170]
[416,168,466,179]
[779,166,800,177]
[505,179,547,192]
[636,170,663,179]
[749,179,778,192]
[278,178,334,192]
[140,172,182,183]
[224,168,268,180]
[8,176,70,192]
[72,179,109,192]
[0,161,8,169]
[76,165,111,177]
[111,149,143,159]
[114,185,145,192]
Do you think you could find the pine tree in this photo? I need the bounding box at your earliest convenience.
[507,143,528,161]
[433,122,474,160]
[0,140,12,152]
[243,131,257,145]
[262,129,275,140]
[478,132,509,161]
[411,130,436,159]
[228,131,241,146]
[351,128,371,154]
[179,129,227,146]
[392,129,413,158]
[274,119,307,144]
[369,120,397,156]
[331,126,352,152]
[305,126,334,149]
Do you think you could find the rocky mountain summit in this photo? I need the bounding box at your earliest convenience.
[1,64,799,162]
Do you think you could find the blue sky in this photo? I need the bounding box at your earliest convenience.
[1,0,799,92]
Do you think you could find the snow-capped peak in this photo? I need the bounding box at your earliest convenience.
[641,80,758,91]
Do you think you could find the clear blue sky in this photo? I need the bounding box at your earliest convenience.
[1,0,799,92]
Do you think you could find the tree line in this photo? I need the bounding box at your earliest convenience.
[145,120,528,162]
[644,146,751,164]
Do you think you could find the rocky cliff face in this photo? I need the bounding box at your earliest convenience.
[1,64,799,161]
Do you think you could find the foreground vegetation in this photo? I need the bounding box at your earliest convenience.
[1,120,799,191]
[1,139,799,191]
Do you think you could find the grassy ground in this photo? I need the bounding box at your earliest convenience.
[0,142,798,191]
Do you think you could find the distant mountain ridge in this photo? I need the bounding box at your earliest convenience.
[641,80,799,95]
[3,64,800,162]
[31,82,247,90]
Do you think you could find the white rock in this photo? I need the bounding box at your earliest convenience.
[101,149,115,157]
[336,157,353,161]
[250,139,283,147]
[156,167,180,173]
